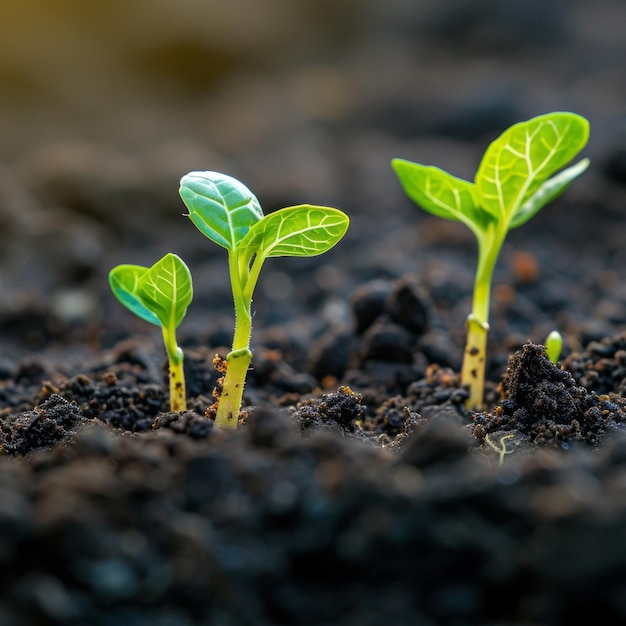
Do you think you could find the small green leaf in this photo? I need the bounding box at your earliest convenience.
[475,112,589,222]
[239,205,349,259]
[179,171,263,250]
[509,158,590,229]
[391,158,488,234]
[545,330,563,365]
[109,264,160,326]
[138,253,193,329]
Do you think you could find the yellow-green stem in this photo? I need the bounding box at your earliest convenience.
[168,354,187,412]
[461,314,489,409]
[484,433,516,466]
[215,250,255,428]
[215,347,252,428]
[163,327,186,412]
[461,228,504,409]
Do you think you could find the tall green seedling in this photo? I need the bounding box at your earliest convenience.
[109,253,193,412]
[392,112,589,408]
[180,171,349,429]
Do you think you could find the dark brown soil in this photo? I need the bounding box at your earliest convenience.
[1,1,626,624]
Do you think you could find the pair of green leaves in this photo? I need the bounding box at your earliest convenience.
[178,171,349,427]
[179,171,349,269]
[392,112,590,238]
[110,253,192,412]
[392,111,589,410]
[109,253,193,335]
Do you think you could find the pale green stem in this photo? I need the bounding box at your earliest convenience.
[461,226,505,409]
[485,433,516,466]
[215,348,252,428]
[214,249,256,428]
[162,326,186,412]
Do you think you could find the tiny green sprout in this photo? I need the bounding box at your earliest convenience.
[179,171,350,429]
[392,112,590,409]
[485,432,516,466]
[109,253,193,413]
[545,330,563,365]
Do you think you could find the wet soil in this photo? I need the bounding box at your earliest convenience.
[1,1,626,624]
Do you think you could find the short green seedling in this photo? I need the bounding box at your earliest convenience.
[545,330,563,365]
[179,171,349,428]
[109,253,193,412]
[393,112,589,409]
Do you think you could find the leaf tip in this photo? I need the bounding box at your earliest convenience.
[391,157,412,176]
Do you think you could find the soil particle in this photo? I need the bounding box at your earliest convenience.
[247,348,317,400]
[293,385,367,434]
[0,393,88,456]
[399,410,477,470]
[385,275,430,335]
[153,411,215,439]
[349,279,393,334]
[404,363,469,409]
[564,331,626,395]
[473,342,626,448]
[359,317,417,363]
[49,371,166,433]
[307,327,357,383]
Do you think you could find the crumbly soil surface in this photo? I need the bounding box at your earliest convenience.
[1,2,626,624]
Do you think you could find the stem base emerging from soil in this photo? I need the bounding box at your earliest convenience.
[461,314,489,409]
[215,347,252,428]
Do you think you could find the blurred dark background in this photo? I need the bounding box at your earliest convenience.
[0,0,624,360]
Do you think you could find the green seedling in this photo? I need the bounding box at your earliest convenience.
[109,253,193,412]
[179,171,349,428]
[545,330,563,365]
[392,111,589,409]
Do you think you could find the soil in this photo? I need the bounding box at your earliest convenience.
[1,1,626,624]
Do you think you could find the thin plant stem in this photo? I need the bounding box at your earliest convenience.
[162,327,186,412]
[461,227,504,409]
[215,250,254,428]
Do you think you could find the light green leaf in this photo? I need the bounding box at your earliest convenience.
[109,264,160,326]
[510,157,590,229]
[179,171,263,251]
[239,205,349,259]
[545,330,563,365]
[391,158,488,234]
[475,112,589,223]
[137,253,193,329]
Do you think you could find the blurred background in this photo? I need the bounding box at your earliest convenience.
[0,0,624,363]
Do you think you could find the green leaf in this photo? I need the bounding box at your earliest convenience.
[545,330,563,365]
[239,205,349,259]
[179,171,263,251]
[109,264,161,327]
[475,112,589,223]
[510,157,590,229]
[137,253,193,329]
[391,158,488,234]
